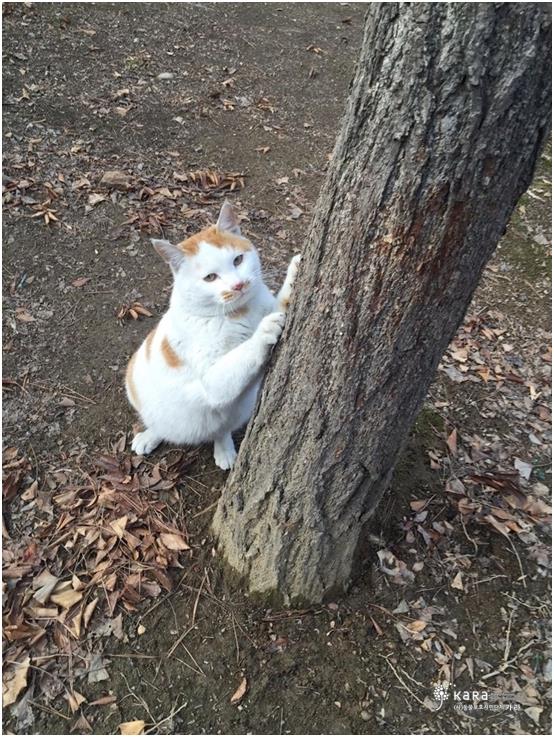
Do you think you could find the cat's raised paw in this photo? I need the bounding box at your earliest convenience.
[257,311,285,345]
[131,429,161,456]
[288,254,302,280]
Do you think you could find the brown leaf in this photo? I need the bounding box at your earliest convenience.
[451,572,464,591]
[66,690,87,714]
[2,657,30,707]
[72,277,90,288]
[89,695,117,706]
[15,307,35,322]
[119,720,146,735]
[230,676,248,704]
[83,597,99,629]
[33,570,59,604]
[50,587,83,610]
[484,514,510,538]
[160,532,190,551]
[71,714,93,733]
[88,192,107,206]
[100,170,134,190]
[446,429,457,455]
[405,619,428,634]
[110,515,128,538]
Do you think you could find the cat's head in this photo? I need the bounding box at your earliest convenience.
[151,202,262,312]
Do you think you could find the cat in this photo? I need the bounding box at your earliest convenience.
[125,201,300,470]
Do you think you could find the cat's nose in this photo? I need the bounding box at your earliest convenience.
[231,281,246,292]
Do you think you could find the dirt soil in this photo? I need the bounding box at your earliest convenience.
[2,3,551,735]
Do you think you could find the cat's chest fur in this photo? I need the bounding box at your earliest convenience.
[168,302,267,372]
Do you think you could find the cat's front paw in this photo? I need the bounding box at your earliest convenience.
[256,311,285,346]
[131,429,161,456]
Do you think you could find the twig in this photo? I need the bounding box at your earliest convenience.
[166,622,198,658]
[378,654,426,706]
[105,653,159,660]
[191,501,218,518]
[180,641,206,677]
[191,570,207,626]
[460,515,479,554]
[507,534,527,589]
[481,640,536,681]
[28,699,70,720]
[503,608,514,662]
[146,702,188,734]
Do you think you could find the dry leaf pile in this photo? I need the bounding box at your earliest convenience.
[3,445,196,719]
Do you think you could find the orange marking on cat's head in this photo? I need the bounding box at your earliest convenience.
[178,225,252,256]
[126,351,140,410]
[161,336,183,368]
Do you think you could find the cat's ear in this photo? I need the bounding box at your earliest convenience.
[216,200,241,236]
[151,239,185,271]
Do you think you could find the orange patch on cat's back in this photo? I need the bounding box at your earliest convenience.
[126,352,140,410]
[178,225,252,256]
[161,335,184,368]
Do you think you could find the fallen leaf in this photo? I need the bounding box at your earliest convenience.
[451,572,464,590]
[88,654,110,684]
[119,720,146,735]
[33,569,59,604]
[66,690,87,713]
[525,706,543,726]
[230,676,248,704]
[110,515,128,538]
[83,597,99,629]
[15,307,35,322]
[72,277,90,288]
[514,458,533,481]
[160,532,190,551]
[405,619,428,634]
[446,428,457,455]
[89,695,117,706]
[72,714,93,733]
[50,588,83,609]
[88,192,107,207]
[2,657,30,707]
[100,170,134,190]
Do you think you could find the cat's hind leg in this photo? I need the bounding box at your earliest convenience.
[213,432,237,470]
[131,427,162,456]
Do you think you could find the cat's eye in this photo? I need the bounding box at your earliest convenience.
[204,273,217,282]
[233,254,243,266]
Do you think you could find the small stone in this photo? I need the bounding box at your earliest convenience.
[137,624,146,636]
[157,72,175,80]
[360,710,371,721]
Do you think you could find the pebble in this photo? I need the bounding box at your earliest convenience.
[157,72,175,80]
[360,710,371,721]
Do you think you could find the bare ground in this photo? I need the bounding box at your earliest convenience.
[2,3,551,735]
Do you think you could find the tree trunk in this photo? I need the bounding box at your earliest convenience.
[212,2,551,604]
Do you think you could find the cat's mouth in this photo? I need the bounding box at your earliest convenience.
[221,283,251,304]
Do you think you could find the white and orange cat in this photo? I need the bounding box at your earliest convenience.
[125,201,300,469]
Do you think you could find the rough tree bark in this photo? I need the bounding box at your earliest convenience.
[212,3,551,604]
